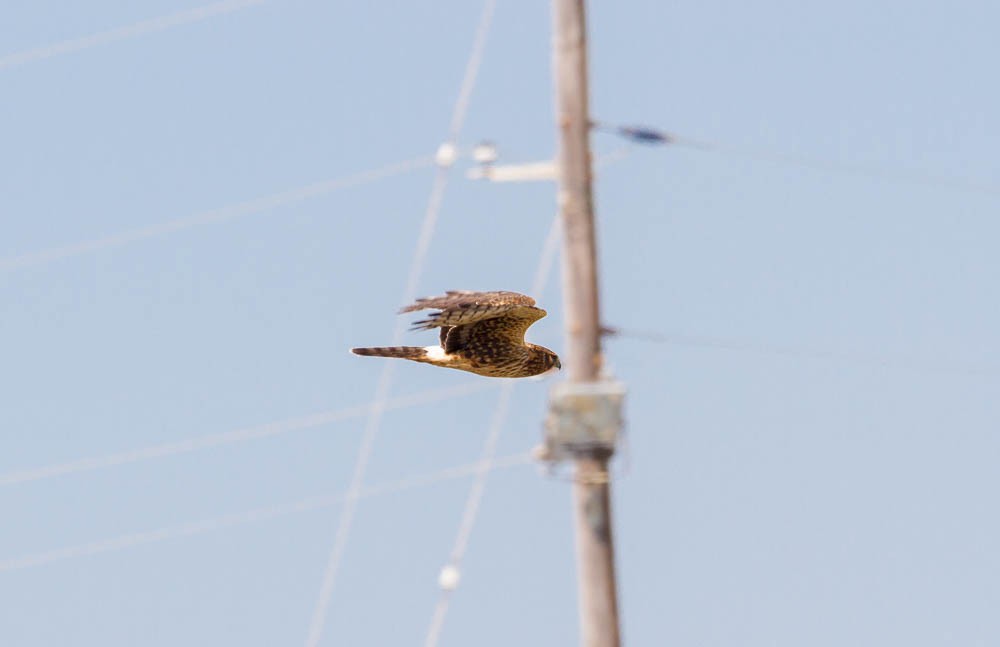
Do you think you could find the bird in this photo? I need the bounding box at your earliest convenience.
[351,290,561,378]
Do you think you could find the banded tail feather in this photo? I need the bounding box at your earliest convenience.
[350,345,450,367]
[350,346,429,360]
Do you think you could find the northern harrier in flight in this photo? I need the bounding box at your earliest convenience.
[351,290,560,378]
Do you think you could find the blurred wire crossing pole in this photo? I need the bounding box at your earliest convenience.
[545,0,625,645]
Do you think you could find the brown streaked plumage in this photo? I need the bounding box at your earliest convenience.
[351,290,561,378]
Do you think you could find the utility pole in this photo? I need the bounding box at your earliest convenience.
[548,1,623,646]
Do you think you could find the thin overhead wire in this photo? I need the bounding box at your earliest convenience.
[594,146,631,170]
[424,215,562,647]
[0,382,493,488]
[670,133,1000,197]
[304,3,498,645]
[0,452,534,573]
[0,156,432,272]
[0,0,267,71]
[603,327,1000,378]
[594,122,1000,197]
[447,0,497,141]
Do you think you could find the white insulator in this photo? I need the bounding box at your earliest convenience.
[472,141,498,164]
[438,564,461,591]
[435,142,458,168]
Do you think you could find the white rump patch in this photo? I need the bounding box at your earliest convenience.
[423,345,448,360]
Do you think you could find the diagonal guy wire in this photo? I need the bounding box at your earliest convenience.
[303,2,498,646]
[0,0,267,71]
[0,452,534,573]
[0,382,492,488]
[0,156,432,271]
[423,215,562,647]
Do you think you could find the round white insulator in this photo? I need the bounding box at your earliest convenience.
[472,141,498,164]
[435,142,458,167]
[438,564,461,591]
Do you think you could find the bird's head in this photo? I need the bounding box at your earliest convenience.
[537,346,561,372]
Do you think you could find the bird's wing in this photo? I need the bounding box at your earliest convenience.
[444,308,547,354]
[402,290,538,331]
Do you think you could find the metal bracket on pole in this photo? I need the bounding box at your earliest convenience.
[541,380,626,462]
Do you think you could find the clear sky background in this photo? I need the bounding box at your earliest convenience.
[2,1,998,645]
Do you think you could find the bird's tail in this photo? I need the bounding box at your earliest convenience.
[351,346,430,361]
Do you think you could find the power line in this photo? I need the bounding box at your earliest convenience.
[0,0,267,71]
[303,141,438,647]
[447,0,497,141]
[603,327,1000,378]
[0,382,494,488]
[0,452,533,573]
[0,156,432,272]
[424,215,561,647]
[303,3,497,645]
[594,122,1000,198]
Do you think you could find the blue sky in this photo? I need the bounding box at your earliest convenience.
[2,1,998,645]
